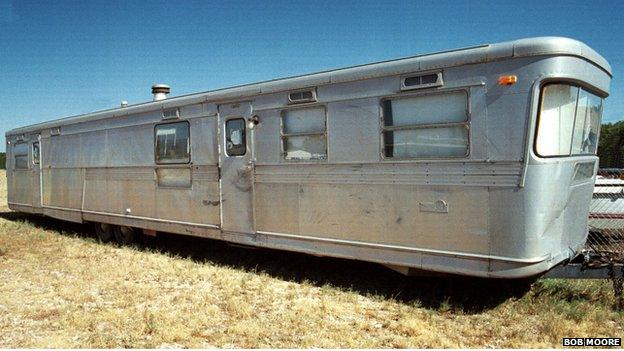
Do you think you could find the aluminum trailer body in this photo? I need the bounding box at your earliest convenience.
[5,37,611,278]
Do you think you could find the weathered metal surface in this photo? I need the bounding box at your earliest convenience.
[5,37,612,278]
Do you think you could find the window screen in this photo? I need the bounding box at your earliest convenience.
[383,91,469,158]
[282,107,327,160]
[535,84,603,157]
[13,142,29,170]
[225,118,246,156]
[32,142,40,165]
[155,122,190,164]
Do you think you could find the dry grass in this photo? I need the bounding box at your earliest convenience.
[0,169,622,348]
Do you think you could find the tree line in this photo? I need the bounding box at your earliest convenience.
[597,121,624,169]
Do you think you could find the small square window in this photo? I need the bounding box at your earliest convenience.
[281,107,327,161]
[225,118,247,156]
[155,122,190,164]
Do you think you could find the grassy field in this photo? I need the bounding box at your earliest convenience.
[0,169,622,348]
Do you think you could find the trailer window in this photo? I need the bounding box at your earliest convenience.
[281,107,327,160]
[13,142,29,170]
[382,91,469,158]
[535,84,603,157]
[225,118,247,156]
[32,142,40,165]
[155,122,190,164]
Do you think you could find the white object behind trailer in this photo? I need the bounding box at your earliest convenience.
[5,37,611,278]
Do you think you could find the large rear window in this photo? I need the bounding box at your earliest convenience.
[535,84,603,157]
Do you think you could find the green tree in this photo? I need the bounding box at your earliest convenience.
[597,121,624,168]
[0,152,5,169]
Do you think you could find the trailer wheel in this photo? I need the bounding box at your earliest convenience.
[94,223,114,243]
[114,226,137,245]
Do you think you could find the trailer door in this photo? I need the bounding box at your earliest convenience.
[218,102,255,234]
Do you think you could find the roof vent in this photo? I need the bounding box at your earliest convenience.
[152,84,170,101]
[288,89,317,104]
[401,72,443,91]
[120,100,128,108]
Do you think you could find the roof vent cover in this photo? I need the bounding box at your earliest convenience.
[288,89,317,104]
[152,84,171,101]
[401,72,443,90]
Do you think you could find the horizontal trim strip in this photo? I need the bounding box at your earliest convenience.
[8,202,34,208]
[257,230,550,264]
[37,205,221,229]
[43,205,82,213]
[83,209,221,229]
[255,162,522,187]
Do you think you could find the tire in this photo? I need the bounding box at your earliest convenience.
[114,226,137,245]
[94,223,114,243]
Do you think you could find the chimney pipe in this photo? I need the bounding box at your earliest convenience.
[152,84,170,101]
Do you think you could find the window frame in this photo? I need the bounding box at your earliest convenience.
[380,89,471,160]
[533,82,605,159]
[280,105,328,162]
[224,117,247,157]
[154,120,191,165]
[13,141,30,170]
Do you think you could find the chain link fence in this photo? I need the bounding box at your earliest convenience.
[587,168,624,264]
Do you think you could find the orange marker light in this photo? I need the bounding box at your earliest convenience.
[498,75,518,85]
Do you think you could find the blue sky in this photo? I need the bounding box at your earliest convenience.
[1,0,623,152]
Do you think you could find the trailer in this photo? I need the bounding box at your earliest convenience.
[5,37,612,279]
